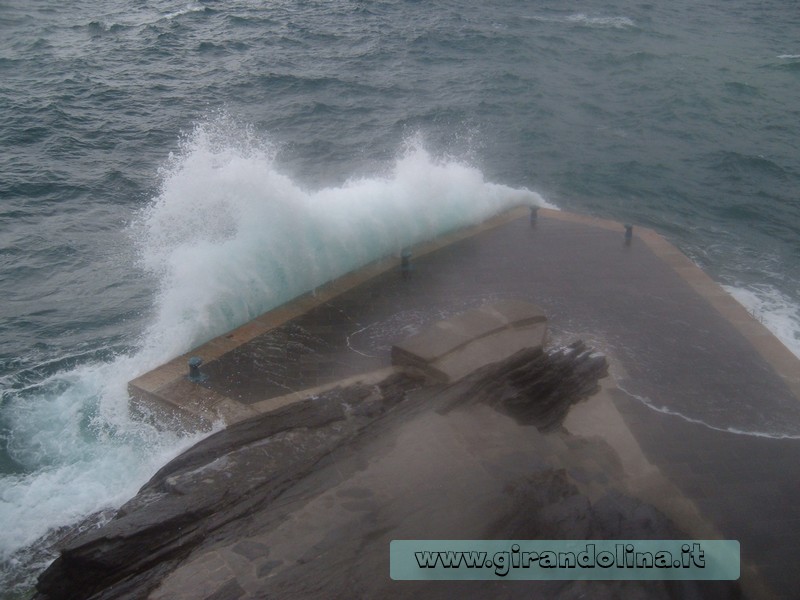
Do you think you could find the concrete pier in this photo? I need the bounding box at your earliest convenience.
[124,207,800,598]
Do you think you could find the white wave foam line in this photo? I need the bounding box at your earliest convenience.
[566,13,636,28]
[617,383,800,440]
[91,3,205,30]
[721,284,800,360]
[162,3,206,22]
[135,122,553,365]
[529,13,636,29]
[778,54,800,59]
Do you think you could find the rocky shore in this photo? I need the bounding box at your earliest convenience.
[35,344,742,599]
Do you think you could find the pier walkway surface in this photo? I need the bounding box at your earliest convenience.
[128,208,800,599]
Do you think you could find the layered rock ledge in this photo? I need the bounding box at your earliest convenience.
[35,341,741,599]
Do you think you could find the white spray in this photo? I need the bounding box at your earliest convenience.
[0,121,551,583]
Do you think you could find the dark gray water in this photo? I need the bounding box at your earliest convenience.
[1,0,799,592]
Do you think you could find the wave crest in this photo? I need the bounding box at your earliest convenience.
[135,119,553,363]
[529,13,636,29]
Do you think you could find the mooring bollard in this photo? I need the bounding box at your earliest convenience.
[624,224,633,245]
[400,249,412,278]
[188,356,205,383]
[530,206,539,226]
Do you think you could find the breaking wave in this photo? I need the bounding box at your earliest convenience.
[0,117,551,593]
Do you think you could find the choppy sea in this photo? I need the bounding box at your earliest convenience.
[1,0,799,592]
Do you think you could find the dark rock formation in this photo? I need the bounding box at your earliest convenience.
[36,375,422,600]
[437,341,608,431]
[35,344,740,600]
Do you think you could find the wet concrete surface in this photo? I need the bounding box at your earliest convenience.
[120,210,800,598]
[202,214,798,420]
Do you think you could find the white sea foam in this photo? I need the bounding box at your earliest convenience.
[777,54,800,59]
[135,121,553,364]
[0,356,212,574]
[0,119,551,580]
[162,3,207,22]
[721,283,800,359]
[528,13,636,29]
[89,2,205,30]
[565,13,636,28]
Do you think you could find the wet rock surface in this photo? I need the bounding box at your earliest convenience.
[35,346,741,600]
[36,374,421,600]
[437,341,608,431]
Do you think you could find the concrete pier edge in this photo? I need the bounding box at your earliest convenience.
[127,206,800,430]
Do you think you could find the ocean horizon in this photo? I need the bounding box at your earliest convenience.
[1,0,799,593]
